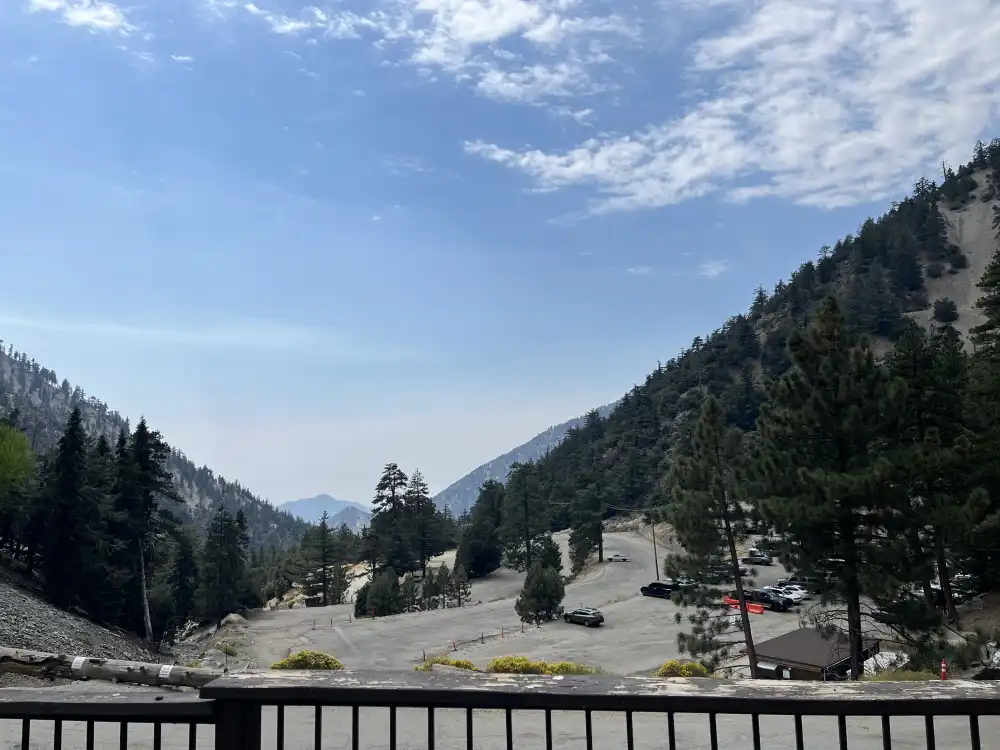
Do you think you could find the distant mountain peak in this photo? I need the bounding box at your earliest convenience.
[280,494,371,526]
[432,402,617,516]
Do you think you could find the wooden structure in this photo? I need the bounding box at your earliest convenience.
[753,627,881,680]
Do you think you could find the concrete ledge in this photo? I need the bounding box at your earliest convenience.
[199,671,1000,716]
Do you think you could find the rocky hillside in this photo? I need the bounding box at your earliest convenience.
[0,576,152,663]
[432,402,617,515]
[0,346,309,548]
[497,139,1000,528]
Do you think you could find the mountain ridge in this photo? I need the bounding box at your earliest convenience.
[489,140,1000,533]
[432,402,618,515]
[0,345,310,548]
[280,493,371,528]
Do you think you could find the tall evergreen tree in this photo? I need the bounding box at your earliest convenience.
[500,462,548,571]
[404,469,437,576]
[370,463,414,573]
[41,408,99,610]
[666,395,759,677]
[456,479,504,579]
[753,297,906,680]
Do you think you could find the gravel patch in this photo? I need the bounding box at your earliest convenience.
[0,580,154,662]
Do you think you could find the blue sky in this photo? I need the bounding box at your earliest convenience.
[1,0,998,504]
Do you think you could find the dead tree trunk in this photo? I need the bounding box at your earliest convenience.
[0,647,224,688]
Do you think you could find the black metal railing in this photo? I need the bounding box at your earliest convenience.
[2,672,999,749]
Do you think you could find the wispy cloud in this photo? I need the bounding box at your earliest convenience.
[170,54,194,63]
[27,0,133,33]
[697,260,729,279]
[0,313,432,362]
[234,0,641,106]
[625,265,653,275]
[0,314,336,351]
[465,0,1000,213]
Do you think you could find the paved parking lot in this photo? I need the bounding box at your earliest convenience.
[237,531,803,674]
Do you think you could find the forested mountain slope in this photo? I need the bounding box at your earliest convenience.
[498,140,1000,532]
[0,347,308,547]
[433,402,617,515]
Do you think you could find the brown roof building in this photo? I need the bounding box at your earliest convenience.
[754,628,880,681]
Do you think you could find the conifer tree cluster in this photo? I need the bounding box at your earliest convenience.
[0,408,292,642]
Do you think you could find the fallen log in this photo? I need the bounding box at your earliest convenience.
[0,647,225,689]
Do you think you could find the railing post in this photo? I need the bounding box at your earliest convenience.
[213,698,262,750]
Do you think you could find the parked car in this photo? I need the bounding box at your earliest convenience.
[735,588,794,612]
[764,585,803,604]
[778,574,823,593]
[781,584,812,600]
[706,564,751,584]
[640,581,674,599]
[607,553,630,563]
[740,549,773,566]
[564,606,605,626]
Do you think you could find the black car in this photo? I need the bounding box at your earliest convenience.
[741,588,794,612]
[640,581,674,599]
[563,606,605,626]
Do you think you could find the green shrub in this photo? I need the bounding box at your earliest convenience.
[270,650,344,670]
[414,655,478,672]
[654,660,711,678]
[926,262,945,279]
[950,252,969,270]
[933,297,959,323]
[486,656,601,675]
[216,642,238,657]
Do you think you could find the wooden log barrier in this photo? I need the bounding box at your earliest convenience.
[0,647,225,688]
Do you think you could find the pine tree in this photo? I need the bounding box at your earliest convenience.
[114,419,180,641]
[166,527,200,635]
[665,395,759,677]
[366,567,400,616]
[514,565,565,625]
[400,573,418,611]
[437,565,452,607]
[569,482,603,574]
[500,462,548,571]
[452,564,471,606]
[41,408,98,610]
[370,463,414,574]
[199,508,250,625]
[753,296,906,680]
[404,469,437,576]
[456,480,504,579]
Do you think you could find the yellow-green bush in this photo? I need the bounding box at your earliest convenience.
[654,660,711,678]
[414,655,478,672]
[864,669,937,682]
[270,650,344,670]
[216,642,238,657]
[486,656,600,675]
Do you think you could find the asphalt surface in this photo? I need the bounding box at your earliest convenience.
[240,530,802,675]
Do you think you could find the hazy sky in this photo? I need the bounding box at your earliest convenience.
[1,0,998,503]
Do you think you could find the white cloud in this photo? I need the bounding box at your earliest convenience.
[466,0,1000,212]
[626,265,653,275]
[27,0,133,33]
[170,54,194,63]
[237,0,639,105]
[697,260,729,279]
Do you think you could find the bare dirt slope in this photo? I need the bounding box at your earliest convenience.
[911,169,999,339]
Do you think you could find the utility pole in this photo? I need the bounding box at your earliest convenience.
[648,514,660,580]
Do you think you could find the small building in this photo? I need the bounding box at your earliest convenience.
[754,627,880,681]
